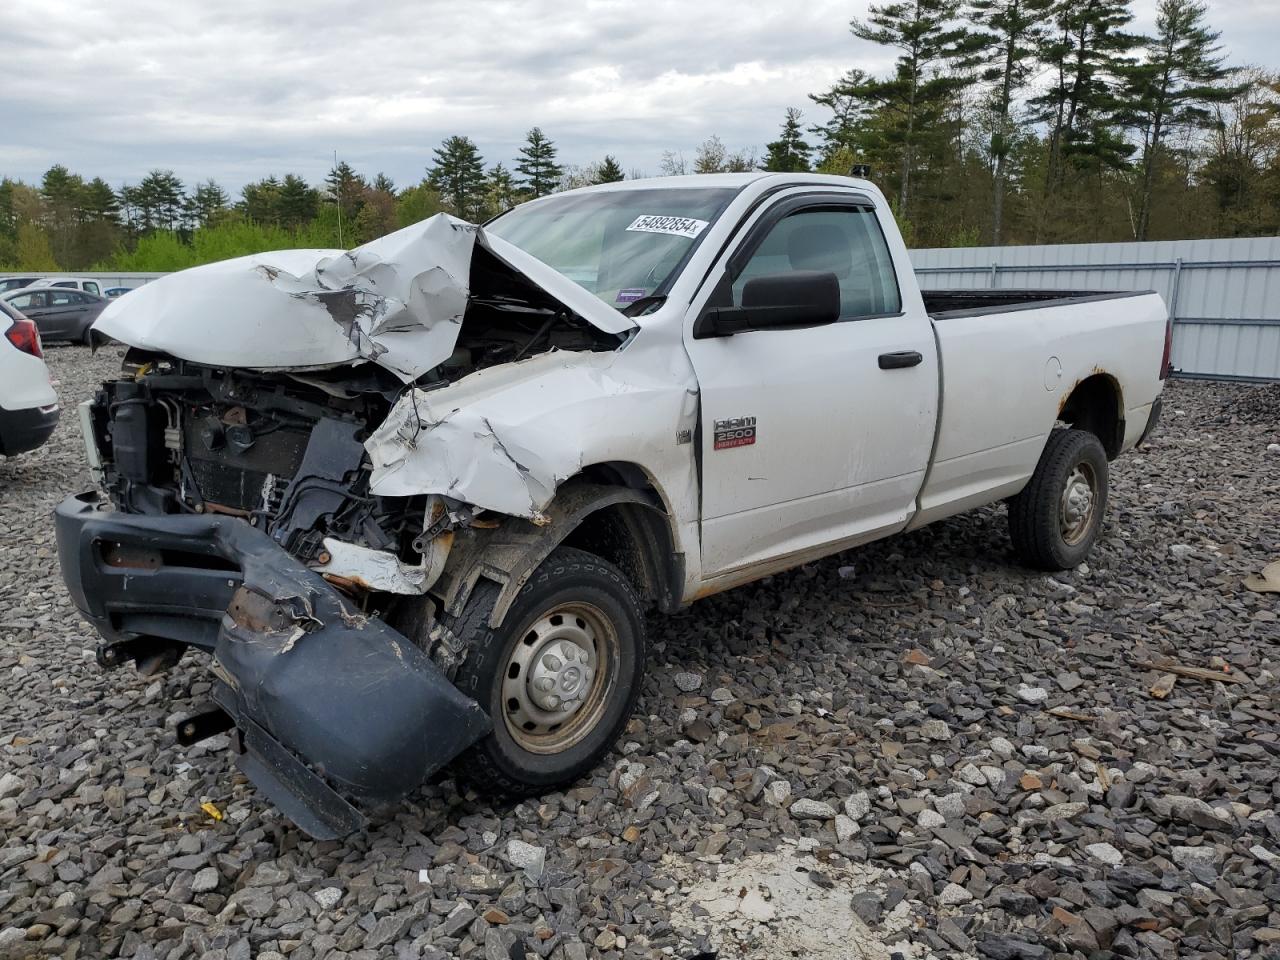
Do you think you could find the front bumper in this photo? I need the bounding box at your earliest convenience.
[55,491,491,839]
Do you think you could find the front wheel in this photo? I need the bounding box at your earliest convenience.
[448,547,646,796]
[1008,428,1109,571]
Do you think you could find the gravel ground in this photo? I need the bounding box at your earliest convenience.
[2,345,1278,960]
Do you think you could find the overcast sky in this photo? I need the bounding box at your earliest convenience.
[0,1,1272,194]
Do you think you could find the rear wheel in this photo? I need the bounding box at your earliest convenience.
[1008,428,1109,570]
[448,547,646,796]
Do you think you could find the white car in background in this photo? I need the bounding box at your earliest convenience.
[0,298,59,456]
[29,277,108,298]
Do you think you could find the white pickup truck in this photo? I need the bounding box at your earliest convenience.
[56,173,1169,837]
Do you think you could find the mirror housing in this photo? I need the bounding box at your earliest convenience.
[694,270,840,339]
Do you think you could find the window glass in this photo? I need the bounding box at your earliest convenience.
[732,207,901,319]
[485,187,738,309]
[8,292,43,310]
[52,280,75,288]
[50,291,76,305]
[84,282,100,295]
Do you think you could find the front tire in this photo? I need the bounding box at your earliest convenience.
[448,547,646,796]
[1008,428,1109,571]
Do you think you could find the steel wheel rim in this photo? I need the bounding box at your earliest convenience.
[1059,461,1098,545]
[501,601,618,754]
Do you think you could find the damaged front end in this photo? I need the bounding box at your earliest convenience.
[56,493,490,838]
[57,214,636,836]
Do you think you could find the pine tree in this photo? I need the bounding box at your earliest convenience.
[325,161,366,231]
[372,173,396,194]
[1117,0,1241,239]
[1031,0,1137,204]
[594,155,626,183]
[761,108,813,172]
[515,127,563,198]
[428,135,487,220]
[185,180,229,229]
[240,176,283,225]
[82,178,121,224]
[486,163,517,214]
[962,0,1056,243]
[843,0,971,216]
[808,69,873,166]
[278,174,319,229]
[135,170,185,232]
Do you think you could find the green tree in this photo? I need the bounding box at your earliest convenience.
[395,182,446,227]
[486,163,518,214]
[428,135,488,220]
[1117,0,1240,239]
[840,0,971,216]
[808,69,874,167]
[14,222,57,270]
[372,172,396,194]
[277,174,319,229]
[761,108,813,172]
[325,161,366,237]
[135,169,186,232]
[186,179,229,229]
[962,0,1055,243]
[1030,0,1136,209]
[593,155,626,183]
[240,176,283,225]
[694,136,756,173]
[515,127,563,198]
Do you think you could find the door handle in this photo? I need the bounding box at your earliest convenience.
[878,350,923,370]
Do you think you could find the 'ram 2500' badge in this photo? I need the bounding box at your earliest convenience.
[713,416,756,450]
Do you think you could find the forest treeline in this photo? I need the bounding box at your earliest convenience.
[2,0,1277,273]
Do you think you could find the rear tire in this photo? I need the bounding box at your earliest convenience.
[448,547,646,797]
[1008,428,1109,571]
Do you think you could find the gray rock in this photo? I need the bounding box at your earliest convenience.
[790,798,836,820]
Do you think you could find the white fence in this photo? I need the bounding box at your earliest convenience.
[0,272,164,290]
[910,236,1280,382]
[7,237,1280,381]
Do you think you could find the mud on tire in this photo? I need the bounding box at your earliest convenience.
[447,547,647,797]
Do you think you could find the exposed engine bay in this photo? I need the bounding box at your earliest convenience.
[87,268,624,593]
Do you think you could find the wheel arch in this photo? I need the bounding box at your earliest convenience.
[1057,372,1124,460]
[433,467,682,630]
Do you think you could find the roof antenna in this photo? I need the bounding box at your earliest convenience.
[334,149,344,248]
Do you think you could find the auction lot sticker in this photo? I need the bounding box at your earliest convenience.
[625,215,710,239]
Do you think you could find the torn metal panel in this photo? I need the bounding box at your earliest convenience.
[93,214,635,383]
[364,340,701,524]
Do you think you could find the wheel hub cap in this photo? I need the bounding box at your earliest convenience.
[502,604,612,751]
[1059,464,1097,544]
[526,638,595,713]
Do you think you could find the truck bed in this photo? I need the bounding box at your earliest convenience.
[924,288,1153,318]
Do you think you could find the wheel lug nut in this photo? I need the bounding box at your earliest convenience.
[536,677,554,691]
[546,695,560,708]
[543,654,562,671]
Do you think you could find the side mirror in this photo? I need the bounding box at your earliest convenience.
[694,270,840,339]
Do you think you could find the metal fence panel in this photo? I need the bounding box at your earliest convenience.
[910,236,1280,381]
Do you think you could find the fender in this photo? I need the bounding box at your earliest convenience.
[432,481,681,628]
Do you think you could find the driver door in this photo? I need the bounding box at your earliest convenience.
[683,194,939,580]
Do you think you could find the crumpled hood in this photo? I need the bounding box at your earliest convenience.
[93,213,635,382]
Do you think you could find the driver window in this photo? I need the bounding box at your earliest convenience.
[732,207,901,319]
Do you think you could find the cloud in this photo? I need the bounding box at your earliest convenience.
[0,0,1267,196]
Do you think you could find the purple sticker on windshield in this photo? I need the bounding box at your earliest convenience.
[615,288,647,303]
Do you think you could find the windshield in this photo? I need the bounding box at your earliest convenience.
[485,187,739,309]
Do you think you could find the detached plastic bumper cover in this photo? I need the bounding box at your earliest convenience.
[55,492,491,838]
